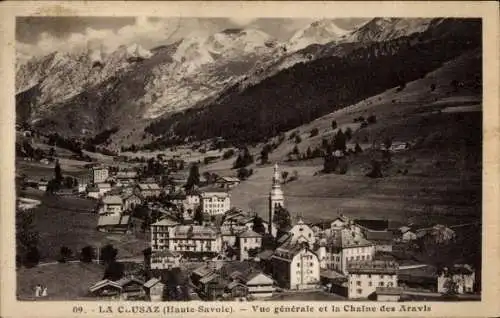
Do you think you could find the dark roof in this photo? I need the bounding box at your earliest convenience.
[257,250,274,261]
[354,219,389,231]
[365,230,393,242]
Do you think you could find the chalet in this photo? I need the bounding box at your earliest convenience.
[215,176,241,190]
[143,278,164,301]
[123,193,142,211]
[135,183,162,198]
[97,182,112,196]
[98,195,123,216]
[115,170,138,185]
[87,186,100,199]
[37,180,48,192]
[97,214,131,233]
[399,226,418,242]
[116,276,146,300]
[330,215,350,229]
[88,279,122,299]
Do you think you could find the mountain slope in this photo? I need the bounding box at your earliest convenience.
[144,18,481,145]
[17,28,281,137]
[287,19,349,52]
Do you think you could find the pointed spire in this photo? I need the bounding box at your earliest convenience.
[272,163,280,186]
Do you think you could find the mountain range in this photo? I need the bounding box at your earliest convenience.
[15,17,481,148]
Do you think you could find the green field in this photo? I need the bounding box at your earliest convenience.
[18,189,149,262]
[17,262,105,300]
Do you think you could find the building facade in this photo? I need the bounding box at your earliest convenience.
[200,191,230,216]
[238,230,262,261]
[92,167,109,184]
[271,243,320,290]
[346,260,399,299]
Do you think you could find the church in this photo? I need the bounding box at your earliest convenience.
[268,163,321,290]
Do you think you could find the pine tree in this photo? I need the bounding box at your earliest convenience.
[54,160,63,184]
[185,164,200,190]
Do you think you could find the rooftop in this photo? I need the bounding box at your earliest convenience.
[137,183,161,190]
[152,217,180,227]
[238,229,262,238]
[97,215,130,227]
[143,278,162,289]
[347,260,399,275]
[365,230,393,242]
[102,195,123,205]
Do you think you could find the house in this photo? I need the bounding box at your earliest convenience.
[215,176,241,190]
[169,225,222,255]
[238,229,262,261]
[98,195,124,216]
[437,264,475,294]
[143,277,165,301]
[91,166,109,184]
[150,250,183,270]
[123,193,142,211]
[245,272,275,299]
[150,218,180,251]
[200,190,231,216]
[375,287,403,301]
[421,224,456,245]
[88,279,122,299]
[116,276,146,300]
[319,228,376,274]
[400,226,418,242]
[97,182,112,196]
[37,180,48,192]
[287,218,316,248]
[346,260,399,299]
[271,242,320,290]
[97,214,131,233]
[87,186,100,199]
[135,182,162,198]
[115,170,138,185]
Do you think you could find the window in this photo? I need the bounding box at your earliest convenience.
[356,281,361,286]
[297,263,300,268]
[357,289,362,294]
[368,274,371,278]
[387,282,393,287]
[380,275,384,279]
[368,282,372,287]
[309,262,313,267]
[379,282,384,287]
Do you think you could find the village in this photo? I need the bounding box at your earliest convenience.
[17,151,480,302]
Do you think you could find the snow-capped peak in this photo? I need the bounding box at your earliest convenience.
[126,43,153,59]
[287,19,349,52]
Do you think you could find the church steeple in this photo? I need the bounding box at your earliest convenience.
[269,163,285,237]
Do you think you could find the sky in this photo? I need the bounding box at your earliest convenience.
[16,17,369,62]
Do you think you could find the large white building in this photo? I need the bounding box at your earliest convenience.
[150,218,180,251]
[271,242,320,290]
[200,190,230,216]
[92,166,109,184]
[316,228,376,274]
[169,225,222,254]
[346,260,399,299]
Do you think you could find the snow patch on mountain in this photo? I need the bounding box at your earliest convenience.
[287,19,349,52]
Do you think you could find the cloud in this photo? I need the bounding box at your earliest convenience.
[16,17,186,62]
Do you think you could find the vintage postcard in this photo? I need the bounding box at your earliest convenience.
[1,1,499,317]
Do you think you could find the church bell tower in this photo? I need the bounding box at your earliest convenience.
[269,163,285,237]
